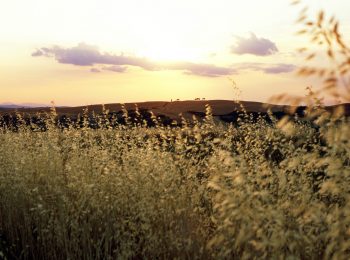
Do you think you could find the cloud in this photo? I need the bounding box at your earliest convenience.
[32,43,155,69]
[102,65,128,73]
[231,33,278,56]
[90,68,101,73]
[32,43,293,77]
[31,49,44,57]
[262,64,296,74]
[235,62,296,74]
[185,64,235,77]
[32,43,235,77]
[158,61,237,77]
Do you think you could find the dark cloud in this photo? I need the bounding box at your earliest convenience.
[231,33,278,56]
[32,43,235,77]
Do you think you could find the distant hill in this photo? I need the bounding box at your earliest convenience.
[0,102,50,109]
[1,100,349,124]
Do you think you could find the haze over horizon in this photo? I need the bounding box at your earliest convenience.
[1,0,349,106]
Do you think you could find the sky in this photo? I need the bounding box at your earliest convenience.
[0,0,349,106]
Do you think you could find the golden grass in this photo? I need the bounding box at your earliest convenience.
[0,107,349,259]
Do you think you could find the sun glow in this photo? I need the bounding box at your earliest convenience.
[140,43,199,62]
[131,16,203,62]
[1,0,349,105]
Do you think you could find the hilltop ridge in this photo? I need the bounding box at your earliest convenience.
[1,100,349,120]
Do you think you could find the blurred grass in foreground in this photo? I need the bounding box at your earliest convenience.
[0,104,349,259]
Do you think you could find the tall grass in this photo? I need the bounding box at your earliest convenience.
[0,107,349,259]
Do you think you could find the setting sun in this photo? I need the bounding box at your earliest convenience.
[0,0,349,106]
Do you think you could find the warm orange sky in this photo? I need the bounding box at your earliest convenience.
[0,0,349,106]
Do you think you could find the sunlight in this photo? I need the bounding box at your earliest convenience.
[140,42,198,62]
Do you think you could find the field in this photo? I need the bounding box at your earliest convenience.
[0,104,350,259]
[1,1,350,259]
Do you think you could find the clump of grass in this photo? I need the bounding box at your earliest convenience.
[0,117,214,259]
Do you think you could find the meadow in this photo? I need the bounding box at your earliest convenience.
[0,103,349,259]
[1,2,350,259]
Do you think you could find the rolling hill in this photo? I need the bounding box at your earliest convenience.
[1,100,349,123]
